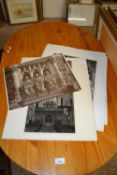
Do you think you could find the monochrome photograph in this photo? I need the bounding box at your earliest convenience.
[42,44,107,131]
[65,55,97,99]
[25,94,75,133]
[86,59,97,99]
[4,54,81,110]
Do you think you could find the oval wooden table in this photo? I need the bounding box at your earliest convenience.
[0,21,117,175]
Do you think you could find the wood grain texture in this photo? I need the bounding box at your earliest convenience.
[0,21,117,175]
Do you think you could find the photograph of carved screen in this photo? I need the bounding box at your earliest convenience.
[4,54,81,110]
[25,94,75,133]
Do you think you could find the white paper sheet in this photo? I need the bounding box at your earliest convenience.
[42,44,108,131]
[2,57,97,141]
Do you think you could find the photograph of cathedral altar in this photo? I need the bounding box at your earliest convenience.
[24,94,75,133]
[4,54,81,110]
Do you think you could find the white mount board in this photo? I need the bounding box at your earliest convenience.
[42,44,108,131]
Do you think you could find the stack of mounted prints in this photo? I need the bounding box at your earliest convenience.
[2,44,107,141]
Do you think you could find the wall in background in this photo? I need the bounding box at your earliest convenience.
[43,0,66,18]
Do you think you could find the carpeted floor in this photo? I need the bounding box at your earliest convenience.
[0,22,30,48]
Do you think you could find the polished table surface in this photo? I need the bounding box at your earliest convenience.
[0,21,117,175]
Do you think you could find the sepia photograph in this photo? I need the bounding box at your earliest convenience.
[25,94,75,133]
[4,54,81,110]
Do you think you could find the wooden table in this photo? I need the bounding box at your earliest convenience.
[0,21,117,175]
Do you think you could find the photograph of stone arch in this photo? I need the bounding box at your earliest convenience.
[25,94,75,133]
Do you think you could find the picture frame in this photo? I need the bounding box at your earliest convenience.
[4,0,42,24]
[67,2,96,26]
[79,0,95,4]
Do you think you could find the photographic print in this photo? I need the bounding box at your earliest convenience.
[65,55,97,99]
[42,44,107,131]
[25,60,75,133]
[86,59,97,99]
[4,54,81,110]
[2,56,97,141]
[5,0,40,24]
[25,94,75,133]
